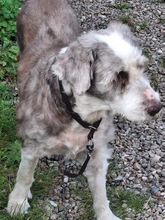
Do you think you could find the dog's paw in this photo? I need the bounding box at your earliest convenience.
[7,197,30,216]
[6,189,32,216]
[97,212,121,220]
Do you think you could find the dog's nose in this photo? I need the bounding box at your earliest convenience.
[147,102,162,116]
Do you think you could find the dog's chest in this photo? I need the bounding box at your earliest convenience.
[58,125,89,157]
[40,122,89,159]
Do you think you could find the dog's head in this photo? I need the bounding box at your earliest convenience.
[52,21,162,121]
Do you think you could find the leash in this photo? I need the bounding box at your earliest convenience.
[59,80,102,178]
[64,119,102,178]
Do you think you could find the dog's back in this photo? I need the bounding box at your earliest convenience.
[17,0,80,88]
[15,0,80,136]
[17,0,80,54]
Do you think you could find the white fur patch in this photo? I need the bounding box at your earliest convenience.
[96,32,141,63]
[59,47,68,54]
[51,47,68,80]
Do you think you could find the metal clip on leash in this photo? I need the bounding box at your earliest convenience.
[64,118,102,178]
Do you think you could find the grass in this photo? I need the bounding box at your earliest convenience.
[73,185,94,220]
[150,74,159,91]
[0,0,20,80]
[0,164,59,220]
[0,0,21,218]
[119,15,135,31]
[138,22,148,30]
[160,57,165,68]
[108,187,149,219]
[159,18,165,25]
[72,162,149,220]
[143,49,151,59]
[73,175,149,220]
[114,3,132,11]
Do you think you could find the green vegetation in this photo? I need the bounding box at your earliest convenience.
[73,185,94,220]
[143,49,151,59]
[159,18,165,25]
[0,0,21,218]
[119,15,134,29]
[150,74,159,91]
[0,0,21,80]
[114,3,132,11]
[0,1,20,177]
[73,175,149,220]
[160,57,165,68]
[138,22,148,30]
[0,167,59,220]
[109,187,149,219]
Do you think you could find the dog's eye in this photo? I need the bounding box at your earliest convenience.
[118,71,129,80]
[117,71,129,90]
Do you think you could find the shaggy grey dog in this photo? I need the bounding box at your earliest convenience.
[7,0,162,219]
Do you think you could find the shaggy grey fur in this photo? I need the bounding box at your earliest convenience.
[7,0,161,219]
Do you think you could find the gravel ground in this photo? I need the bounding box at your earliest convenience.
[38,0,164,219]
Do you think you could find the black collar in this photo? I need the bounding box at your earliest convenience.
[59,80,102,177]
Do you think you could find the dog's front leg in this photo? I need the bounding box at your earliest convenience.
[84,149,121,220]
[7,147,38,216]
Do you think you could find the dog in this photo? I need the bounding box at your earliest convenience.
[7,0,162,219]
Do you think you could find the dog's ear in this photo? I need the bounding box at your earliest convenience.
[53,42,94,95]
